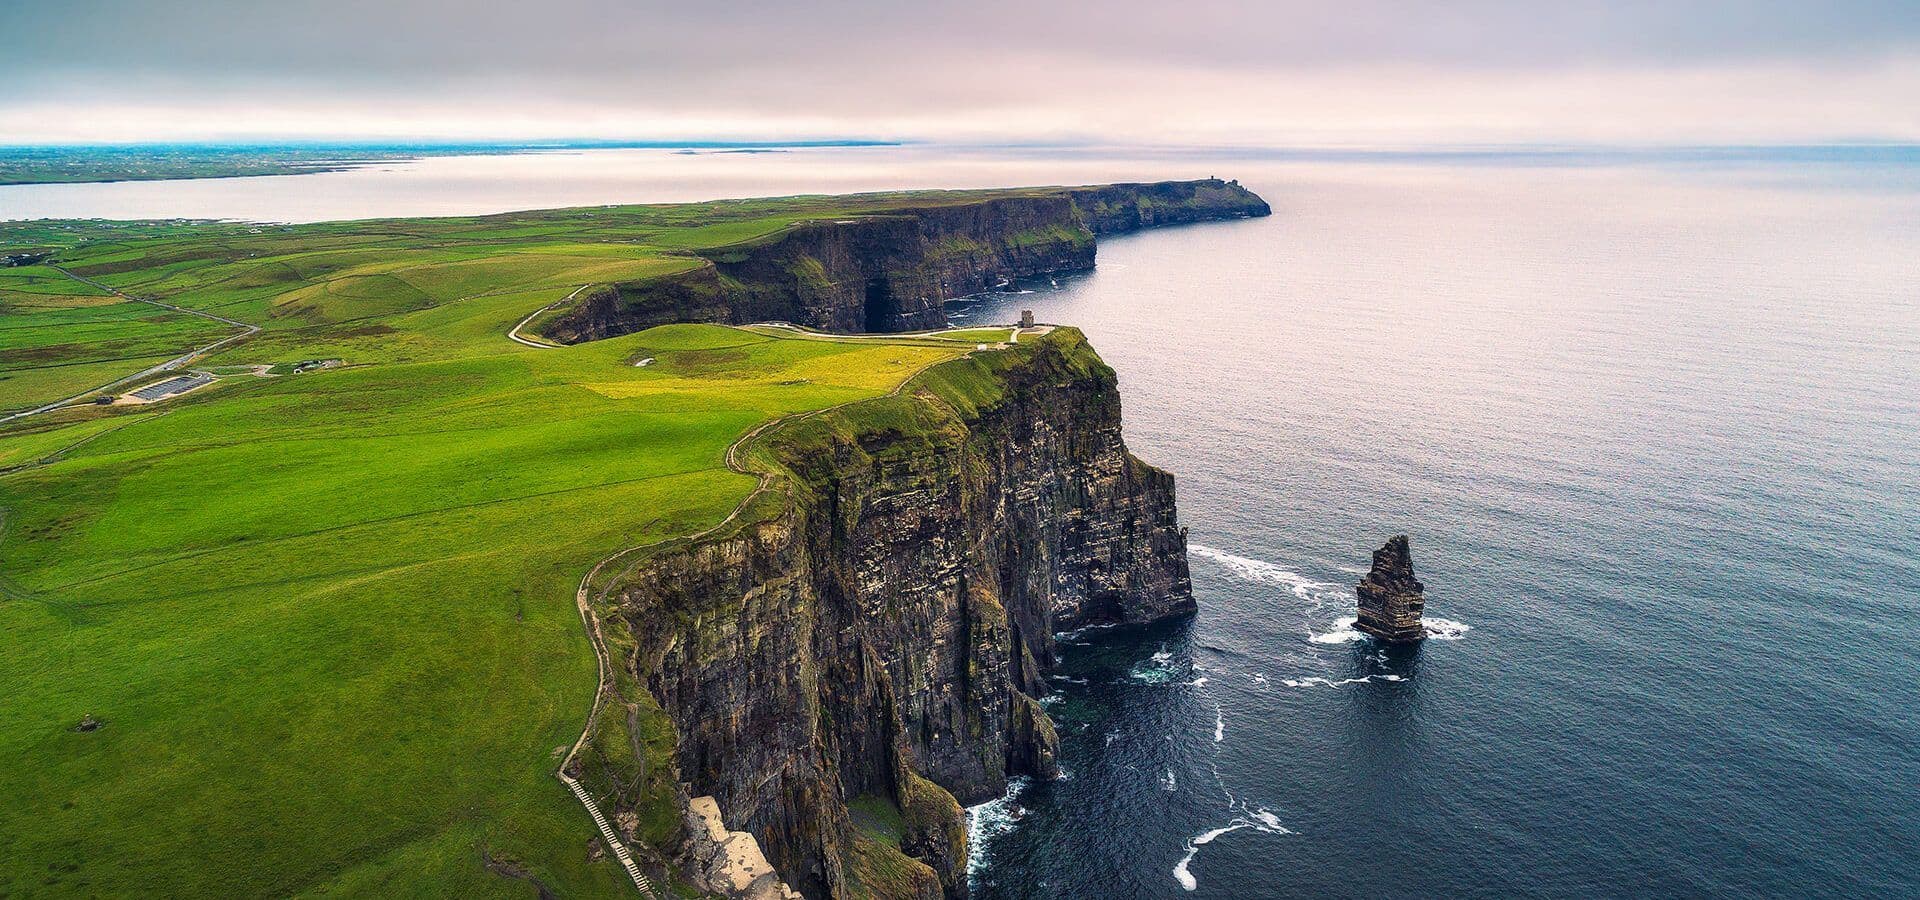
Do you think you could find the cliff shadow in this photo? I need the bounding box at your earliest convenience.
[863,276,898,332]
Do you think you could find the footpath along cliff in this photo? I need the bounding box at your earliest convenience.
[541,178,1270,341]
[558,178,1271,898]
[571,329,1196,899]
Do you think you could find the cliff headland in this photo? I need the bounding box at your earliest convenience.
[541,179,1270,341]
[0,179,1265,899]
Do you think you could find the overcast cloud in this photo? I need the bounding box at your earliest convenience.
[6,0,1919,144]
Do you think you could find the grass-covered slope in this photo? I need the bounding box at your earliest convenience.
[0,178,1268,416]
[0,319,968,896]
[0,195,1061,896]
[0,179,1246,895]
[4,195,943,415]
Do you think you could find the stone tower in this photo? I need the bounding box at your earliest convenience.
[1356,535,1426,643]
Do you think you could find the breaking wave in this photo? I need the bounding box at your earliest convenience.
[1309,616,1367,644]
[965,776,1032,880]
[1281,674,1406,689]
[1172,807,1291,891]
[1189,544,1339,605]
[1128,647,1179,684]
[1190,545,1474,646]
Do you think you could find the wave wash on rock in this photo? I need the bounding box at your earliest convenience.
[572,328,1194,899]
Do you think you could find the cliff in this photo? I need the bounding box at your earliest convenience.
[574,329,1194,898]
[540,179,1268,342]
[1062,178,1272,235]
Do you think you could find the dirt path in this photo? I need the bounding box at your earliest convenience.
[555,329,992,896]
[508,285,590,348]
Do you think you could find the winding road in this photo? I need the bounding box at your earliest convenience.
[2,268,260,424]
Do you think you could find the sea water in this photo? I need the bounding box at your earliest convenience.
[6,145,1916,898]
[951,157,1920,898]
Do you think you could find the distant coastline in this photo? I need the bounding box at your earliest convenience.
[0,140,899,186]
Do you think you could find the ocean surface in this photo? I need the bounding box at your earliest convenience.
[953,157,1920,898]
[6,146,1918,897]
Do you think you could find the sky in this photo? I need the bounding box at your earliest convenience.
[6,0,1920,146]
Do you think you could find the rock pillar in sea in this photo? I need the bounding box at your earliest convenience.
[1356,535,1426,643]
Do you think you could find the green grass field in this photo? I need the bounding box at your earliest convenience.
[0,193,1043,896]
[0,267,238,412]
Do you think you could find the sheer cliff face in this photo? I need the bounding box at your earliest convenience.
[542,178,1269,343]
[602,331,1193,898]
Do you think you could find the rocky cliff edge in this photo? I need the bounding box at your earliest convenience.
[541,179,1270,342]
[570,328,1194,898]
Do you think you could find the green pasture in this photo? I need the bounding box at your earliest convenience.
[0,190,1052,895]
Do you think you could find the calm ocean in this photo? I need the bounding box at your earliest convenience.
[952,156,1920,898]
[7,145,1916,898]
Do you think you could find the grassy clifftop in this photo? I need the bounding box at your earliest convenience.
[0,193,1036,897]
[0,316,981,896]
[0,179,1267,417]
[0,183,1236,896]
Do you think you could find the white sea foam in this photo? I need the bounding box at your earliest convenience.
[1128,646,1180,684]
[1214,707,1226,742]
[965,776,1031,878]
[1053,621,1118,641]
[1309,615,1472,644]
[1172,810,1292,891]
[1282,674,1406,689]
[1190,546,1471,649]
[1189,544,1337,604]
[1162,768,1178,791]
[1309,617,1366,644]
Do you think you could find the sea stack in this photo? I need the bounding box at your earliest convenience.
[1356,535,1426,643]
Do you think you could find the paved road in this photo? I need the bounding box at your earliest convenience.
[1,268,260,423]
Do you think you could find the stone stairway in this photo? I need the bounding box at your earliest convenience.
[559,772,656,898]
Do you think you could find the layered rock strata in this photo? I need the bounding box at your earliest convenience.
[1355,535,1427,643]
[586,329,1194,898]
[541,179,1270,342]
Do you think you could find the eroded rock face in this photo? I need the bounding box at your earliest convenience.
[602,331,1192,898]
[1356,535,1426,643]
[685,796,804,900]
[542,179,1271,342]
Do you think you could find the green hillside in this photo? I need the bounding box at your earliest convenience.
[0,196,1030,896]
